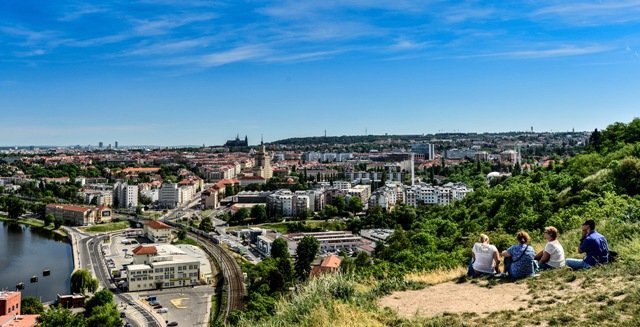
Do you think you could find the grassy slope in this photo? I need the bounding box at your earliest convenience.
[81,221,129,233]
[236,218,640,327]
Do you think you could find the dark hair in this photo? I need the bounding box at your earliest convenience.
[583,220,596,230]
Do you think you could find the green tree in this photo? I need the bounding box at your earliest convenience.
[232,208,250,224]
[270,238,290,260]
[70,269,98,294]
[38,307,86,327]
[333,196,346,213]
[322,204,338,219]
[84,289,113,316]
[199,216,213,232]
[176,227,187,240]
[54,217,63,229]
[354,251,372,268]
[612,157,640,196]
[589,128,602,151]
[251,205,268,223]
[6,195,24,220]
[43,213,55,227]
[86,303,122,327]
[21,296,44,314]
[348,196,364,214]
[294,236,319,280]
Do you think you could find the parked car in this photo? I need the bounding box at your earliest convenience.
[152,304,162,309]
[157,308,169,313]
[167,322,178,326]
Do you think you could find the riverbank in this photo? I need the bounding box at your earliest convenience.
[62,226,82,272]
[0,215,67,237]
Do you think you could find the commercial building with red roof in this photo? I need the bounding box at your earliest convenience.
[143,220,172,243]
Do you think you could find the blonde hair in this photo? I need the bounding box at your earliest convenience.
[516,231,531,244]
[479,234,490,243]
[544,226,558,239]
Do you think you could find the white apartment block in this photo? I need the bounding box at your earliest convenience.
[126,245,200,292]
[404,182,473,207]
[159,183,180,209]
[113,182,138,209]
[267,189,314,217]
[333,181,351,190]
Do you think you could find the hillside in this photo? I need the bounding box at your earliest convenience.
[233,217,640,327]
[231,118,640,327]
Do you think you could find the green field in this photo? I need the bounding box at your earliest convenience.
[82,221,130,233]
[227,220,347,234]
[173,237,199,246]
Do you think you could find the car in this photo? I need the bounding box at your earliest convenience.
[157,308,169,313]
[167,322,179,326]
[124,323,132,327]
[120,312,126,318]
[152,304,162,309]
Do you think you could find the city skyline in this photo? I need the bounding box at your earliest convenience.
[2,1,640,146]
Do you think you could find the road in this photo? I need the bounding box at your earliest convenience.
[85,234,163,327]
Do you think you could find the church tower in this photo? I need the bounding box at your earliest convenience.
[253,137,272,179]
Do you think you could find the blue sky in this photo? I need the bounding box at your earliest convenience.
[1,1,640,146]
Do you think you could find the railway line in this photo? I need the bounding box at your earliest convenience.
[162,219,245,321]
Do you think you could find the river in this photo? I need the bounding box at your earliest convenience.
[0,221,73,303]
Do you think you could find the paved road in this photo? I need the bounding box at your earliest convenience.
[85,234,163,327]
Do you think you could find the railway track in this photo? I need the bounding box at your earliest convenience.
[186,231,245,320]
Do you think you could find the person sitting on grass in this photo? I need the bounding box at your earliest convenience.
[468,234,501,278]
[501,231,536,279]
[566,220,609,270]
[535,226,565,270]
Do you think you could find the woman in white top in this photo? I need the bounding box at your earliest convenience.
[468,234,501,277]
[535,226,566,269]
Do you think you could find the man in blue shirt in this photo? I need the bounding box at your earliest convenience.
[566,220,609,270]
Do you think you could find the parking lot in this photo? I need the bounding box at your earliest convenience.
[136,287,214,327]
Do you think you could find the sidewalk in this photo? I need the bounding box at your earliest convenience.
[62,226,82,272]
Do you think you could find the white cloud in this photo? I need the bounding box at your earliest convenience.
[459,45,612,59]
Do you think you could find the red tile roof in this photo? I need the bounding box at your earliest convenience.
[320,254,342,269]
[132,245,157,255]
[146,220,171,230]
[46,203,92,213]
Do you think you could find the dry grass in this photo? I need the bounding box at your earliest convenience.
[404,266,467,285]
[305,303,385,327]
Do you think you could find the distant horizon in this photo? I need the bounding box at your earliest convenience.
[0,128,593,148]
[2,1,640,146]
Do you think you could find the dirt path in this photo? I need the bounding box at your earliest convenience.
[379,281,531,318]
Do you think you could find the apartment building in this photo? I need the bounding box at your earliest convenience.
[158,183,180,209]
[113,182,139,209]
[267,189,313,217]
[404,182,473,207]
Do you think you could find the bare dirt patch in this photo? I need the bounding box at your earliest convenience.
[379,281,531,318]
